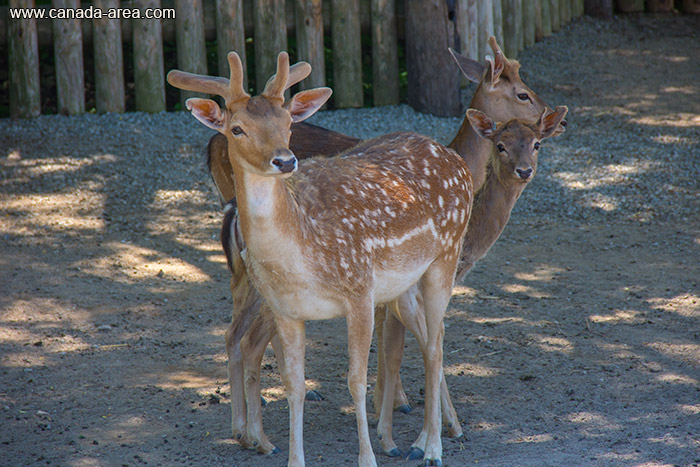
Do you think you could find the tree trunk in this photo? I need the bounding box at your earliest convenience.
[93,0,125,113]
[331,0,363,108]
[8,0,41,118]
[371,0,399,105]
[52,0,85,115]
[295,0,326,90]
[133,0,165,112]
[216,0,247,89]
[254,0,287,94]
[405,0,460,117]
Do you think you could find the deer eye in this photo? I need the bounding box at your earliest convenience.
[517,93,530,102]
[496,144,506,153]
[232,126,245,136]
[534,142,541,150]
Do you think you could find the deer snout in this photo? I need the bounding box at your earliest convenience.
[516,167,533,180]
[271,151,298,174]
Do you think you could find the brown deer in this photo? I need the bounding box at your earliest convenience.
[198,36,566,459]
[168,51,473,466]
[375,105,568,457]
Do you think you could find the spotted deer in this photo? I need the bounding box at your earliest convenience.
[168,52,473,466]
[198,36,566,460]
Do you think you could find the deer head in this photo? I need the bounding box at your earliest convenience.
[167,52,332,177]
[452,37,566,136]
[467,106,568,183]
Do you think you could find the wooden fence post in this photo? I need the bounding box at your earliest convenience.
[560,0,571,25]
[370,0,399,105]
[503,0,522,58]
[550,0,561,31]
[405,0,460,117]
[216,0,247,88]
[175,0,207,107]
[52,0,85,115]
[457,0,479,61]
[93,0,125,113]
[493,0,504,47]
[331,0,363,108]
[295,0,326,90]
[523,0,535,47]
[133,0,165,112]
[254,0,287,94]
[8,0,41,118]
[478,0,494,62]
[540,0,552,37]
[585,0,613,19]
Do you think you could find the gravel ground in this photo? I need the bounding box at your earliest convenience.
[1,13,699,467]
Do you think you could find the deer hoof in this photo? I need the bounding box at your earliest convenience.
[406,447,424,460]
[305,390,324,401]
[271,446,281,455]
[423,459,442,467]
[386,448,403,458]
[396,404,412,414]
[260,396,268,407]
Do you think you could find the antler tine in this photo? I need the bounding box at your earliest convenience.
[262,52,290,100]
[488,36,505,58]
[166,70,230,98]
[226,52,249,104]
[263,60,312,93]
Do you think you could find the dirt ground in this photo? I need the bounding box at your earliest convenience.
[1,13,699,467]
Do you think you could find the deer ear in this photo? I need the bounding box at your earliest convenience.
[185,98,225,132]
[449,47,485,83]
[467,109,497,140]
[285,87,332,123]
[539,106,569,140]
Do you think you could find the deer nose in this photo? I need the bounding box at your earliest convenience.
[271,153,297,174]
[516,168,533,180]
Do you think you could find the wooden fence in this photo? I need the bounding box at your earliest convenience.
[4,0,699,118]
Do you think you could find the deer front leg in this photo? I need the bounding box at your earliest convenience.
[273,313,307,467]
[374,304,411,419]
[346,304,378,467]
[225,319,250,449]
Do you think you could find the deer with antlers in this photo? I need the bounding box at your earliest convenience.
[194,36,566,460]
[168,51,473,466]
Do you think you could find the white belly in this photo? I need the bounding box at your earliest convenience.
[372,260,432,304]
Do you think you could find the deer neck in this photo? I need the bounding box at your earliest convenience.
[448,115,492,191]
[231,164,303,262]
[457,158,526,280]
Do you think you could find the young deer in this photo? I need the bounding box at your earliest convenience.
[375,106,568,456]
[200,36,566,459]
[169,52,473,466]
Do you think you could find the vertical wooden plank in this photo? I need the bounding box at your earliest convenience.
[52,0,85,115]
[405,0,460,117]
[541,0,552,37]
[133,0,166,112]
[93,0,125,113]
[8,0,41,118]
[647,0,673,12]
[465,0,478,61]
[523,0,535,48]
[370,0,399,105]
[584,0,614,19]
[331,0,363,108]
[492,0,504,47]
[216,0,247,88]
[561,0,572,25]
[175,0,207,107]
[478,0,494,62]
[295,0,326,90]
[535,0,543,41]
[681,0,700,13]
[550,0,560,32]
[503,0,519,58]
[254,0,287,93]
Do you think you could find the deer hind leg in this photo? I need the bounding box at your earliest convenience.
[376,300,407,457]
[346,301,379,467]
[374,304,411,420]
[240,303,279,454]
[273,313,307,467]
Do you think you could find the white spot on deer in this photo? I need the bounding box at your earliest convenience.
[421,180,431,189]
[430,145,441,159]
[443,179,448,189]
[340,258,350,270]
[438,195,444,208]
[423,167,430,176]
[384,206,396,217]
